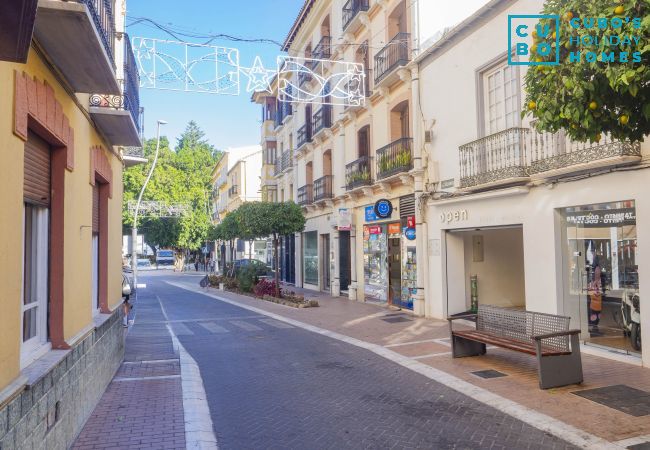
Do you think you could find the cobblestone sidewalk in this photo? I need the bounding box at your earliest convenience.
[72,290,186,450]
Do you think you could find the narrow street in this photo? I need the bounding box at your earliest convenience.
[99,272,576,450]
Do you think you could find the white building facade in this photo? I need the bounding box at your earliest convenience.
[415,0,649,366]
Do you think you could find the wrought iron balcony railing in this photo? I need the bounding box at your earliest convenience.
[281,150,292,172]
[228,185,239,196]
[312,106,332,136]
[342,0,370,31]
[299,60,313,86]
[123,147,144,158]
[345,155,372,190]
[89,36,140,129]
[275,99,293,128]
[312,36,332,69]
[376,137,413,180]
[528,122,642,175]
[374,32,410,84]
[80,0,116,67]
[297,124,312,149]
[314,175,333,201]
[459,127,530,189]
[297,184,313,206]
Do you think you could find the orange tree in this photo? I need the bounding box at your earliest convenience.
[523,0,649,142]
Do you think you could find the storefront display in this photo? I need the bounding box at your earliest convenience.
[303,231,318,286]
[562,200,641,353]
[363,225,388,301]
[400,242,417,310]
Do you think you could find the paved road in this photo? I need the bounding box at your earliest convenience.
[144,273,575,450]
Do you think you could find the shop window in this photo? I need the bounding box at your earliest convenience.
[303,231,318,285]
[561,201,641,353]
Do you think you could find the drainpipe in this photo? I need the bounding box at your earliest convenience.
[410,65,428,317]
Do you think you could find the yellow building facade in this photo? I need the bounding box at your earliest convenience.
[0,0,141,447]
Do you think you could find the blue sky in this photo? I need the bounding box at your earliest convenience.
[126,0,304,149]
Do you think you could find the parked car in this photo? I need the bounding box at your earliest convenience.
[122,273,132,300]
[137,259,153,270]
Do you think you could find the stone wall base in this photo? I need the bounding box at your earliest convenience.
[0,308,124,450]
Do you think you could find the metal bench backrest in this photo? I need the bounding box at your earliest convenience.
[476,305,571,352]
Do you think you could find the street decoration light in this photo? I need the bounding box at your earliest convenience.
[131,119,167,288]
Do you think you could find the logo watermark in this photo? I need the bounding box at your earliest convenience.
[508,15,560,66]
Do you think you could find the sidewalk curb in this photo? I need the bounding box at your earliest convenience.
[158,295,219,450]
[167,281,621,450]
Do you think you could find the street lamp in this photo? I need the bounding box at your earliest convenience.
[131,119,167,289]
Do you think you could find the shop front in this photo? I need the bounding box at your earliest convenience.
[427,171,647,364]
[362,198,417,309]
[560,201,641,353]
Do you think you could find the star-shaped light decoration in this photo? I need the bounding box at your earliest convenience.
[346,63,365,105]
[242,56,274,93]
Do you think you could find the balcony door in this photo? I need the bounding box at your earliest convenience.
[481,62,521,172]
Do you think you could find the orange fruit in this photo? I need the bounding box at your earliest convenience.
[619,114,629,125]
[528,101,537,110]
[589,101,598,110]
[614,5,624,14]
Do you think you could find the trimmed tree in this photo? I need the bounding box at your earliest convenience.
[228,201,305,297]
[523,0,649,142]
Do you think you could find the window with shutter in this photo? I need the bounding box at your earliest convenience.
[24,131,51,206]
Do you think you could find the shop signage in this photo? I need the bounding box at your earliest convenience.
[388,223,401,237]
[439,209,468,224]
[367,225,382,235]
[365,205,378,222]
[407,215,416,228]
[405,228,416,240]
[374,199,393,219]
[338,208,351,230]
[566,208,636,227]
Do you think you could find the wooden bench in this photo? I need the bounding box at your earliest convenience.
[448,305,583,389]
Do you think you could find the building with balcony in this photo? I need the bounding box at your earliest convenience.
[416,0,649,366]
[209,145,263,268]
[255,0,420,305]
[0,0,144,447]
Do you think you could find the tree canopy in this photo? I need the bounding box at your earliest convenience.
[523,0,649,142]
[122,122,221,256]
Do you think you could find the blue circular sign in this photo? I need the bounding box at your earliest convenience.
[374,199,393,219]
[405,227,416,241]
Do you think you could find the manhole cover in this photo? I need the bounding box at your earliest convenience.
[573,385,650,417]
[471,370,507,379]
[382,316,411,323]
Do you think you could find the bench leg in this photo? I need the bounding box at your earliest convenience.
[535,334,583,389]
[451,334,486,358]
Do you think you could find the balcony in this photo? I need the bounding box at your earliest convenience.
[312,36,331,68]
[529,125,641,178]
[312,106,332,138]
[298,60,313,86]
[274,151,292,176]
[314,175,334,202]
[376,138,413,180]
[345,156,372,190]
[297,184,313,206]
[459,128,530,190]
[342,0,369,33]
[297,124,312,150]
[374,32,410,87]
[34,0,119,94]
[275,100,293,129]
[122,147,146,167]
[89,37,141,146]
[228,185,239,197]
